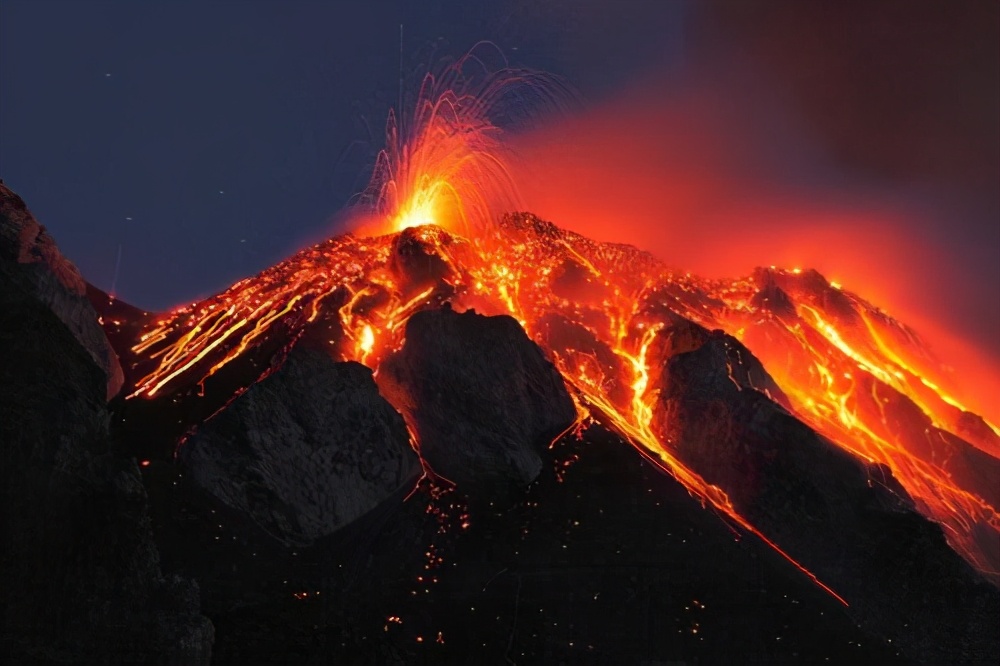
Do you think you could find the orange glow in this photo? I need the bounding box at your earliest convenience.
[358,324,375,364]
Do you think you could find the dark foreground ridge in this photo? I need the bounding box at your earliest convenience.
[1,182,213,664]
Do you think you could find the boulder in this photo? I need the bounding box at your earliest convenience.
[377,307,577,497]
[182,349,421,546]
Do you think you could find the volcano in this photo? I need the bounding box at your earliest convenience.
[2,174,998,664]
[2,44,999,666]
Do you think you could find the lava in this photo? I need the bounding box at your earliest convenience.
[357,47,566,239]
[117,58,999,604]
[709,268,1000,576]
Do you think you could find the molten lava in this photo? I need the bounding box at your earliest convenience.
[118,57,999,603]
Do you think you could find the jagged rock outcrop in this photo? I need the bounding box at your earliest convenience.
[0,211,213,662]
[181,349,421,546]
[0,182,124,399]
[652,321,792,409]
[749,268,797,318]
[651,328,1000,663]
[377,306,577,497]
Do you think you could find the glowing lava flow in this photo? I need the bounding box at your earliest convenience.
[124,210,1000,594]
[126,217,857,607]
[123,224,1000,595]
[549,318,850,606]
[119,55,998,601]
[703,268,1000,577]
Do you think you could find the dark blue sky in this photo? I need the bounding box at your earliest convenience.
[1,0,996,363]
[0,0,684,308]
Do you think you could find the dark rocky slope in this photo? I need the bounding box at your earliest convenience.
[148,422,908,666]
[0,182,123,399]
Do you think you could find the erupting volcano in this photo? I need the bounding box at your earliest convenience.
[113,55,999,585]
[4,51,998,666]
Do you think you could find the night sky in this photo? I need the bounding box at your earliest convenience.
[1,1,997,363]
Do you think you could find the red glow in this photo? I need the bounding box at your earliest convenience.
[511,81,1000,426]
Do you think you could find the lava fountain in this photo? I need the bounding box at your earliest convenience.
[356,47,567,238]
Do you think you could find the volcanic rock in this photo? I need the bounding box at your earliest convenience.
[182,348,421,546]
[957,410,1000,457]
[757,266,858,322]
[652,329,1000,662]
[389,225,459,294]
[0,228,213,662]
[650,323,792,410]
[655,330,906,511]
[0,182,124,399]
[378,306,577,497]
